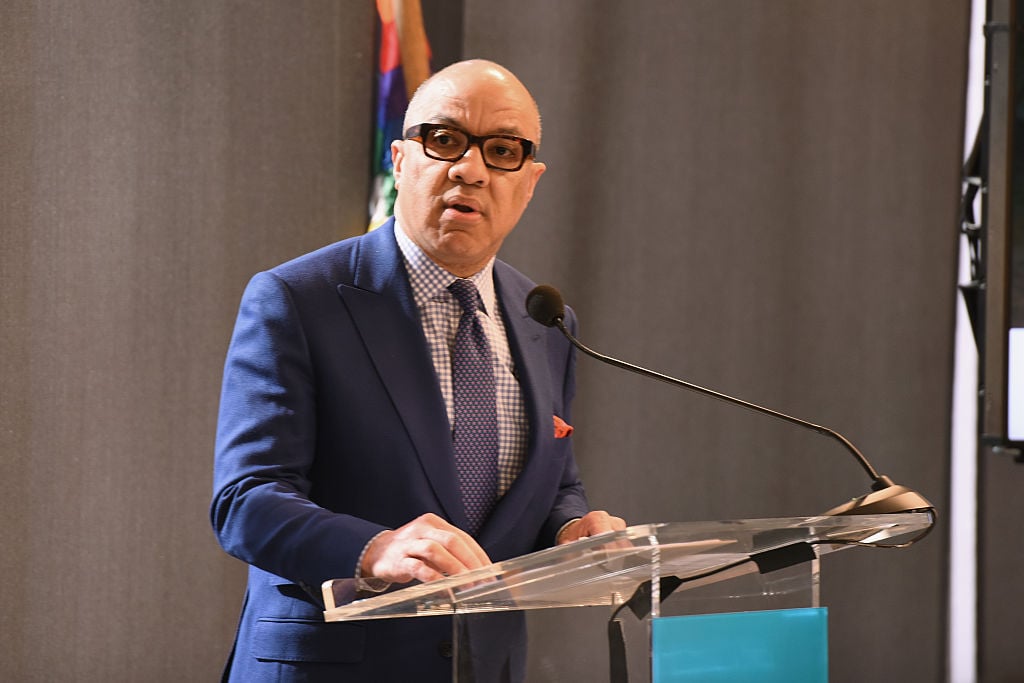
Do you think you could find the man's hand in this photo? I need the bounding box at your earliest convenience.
[556,510,627,544]
[360,513,491,584]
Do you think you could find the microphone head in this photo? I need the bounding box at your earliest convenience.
[526,285,565,327]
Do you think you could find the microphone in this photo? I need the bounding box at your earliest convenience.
[525,284,935,519]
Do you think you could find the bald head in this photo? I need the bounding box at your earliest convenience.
[404,59,542,146]
[390,58,547,277]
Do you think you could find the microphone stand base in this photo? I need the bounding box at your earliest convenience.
[823,484,934,516]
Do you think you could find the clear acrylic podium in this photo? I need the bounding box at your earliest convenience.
[323,513,932,682]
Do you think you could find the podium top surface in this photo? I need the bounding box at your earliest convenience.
[322,513,932,622]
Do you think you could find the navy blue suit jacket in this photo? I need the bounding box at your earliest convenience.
[211,220,590,682]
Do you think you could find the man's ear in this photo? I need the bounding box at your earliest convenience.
[390,140,405,187]
[524,161,546,202]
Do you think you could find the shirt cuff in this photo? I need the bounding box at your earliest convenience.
[555,518,581,544]
[353,529,392,594]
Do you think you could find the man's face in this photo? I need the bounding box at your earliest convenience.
[391,64,546,277]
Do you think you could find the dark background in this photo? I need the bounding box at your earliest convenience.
[1,1,988,681]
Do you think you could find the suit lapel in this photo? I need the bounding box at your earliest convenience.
[479,263,557,541]
[335,229,561,539]
[335,221,468,529]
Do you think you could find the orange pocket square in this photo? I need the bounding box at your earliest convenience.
[553,415,574,438]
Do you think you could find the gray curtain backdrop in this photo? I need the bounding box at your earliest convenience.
[1,1,974,681]
[1,1,373,680]
[479,3,965,679]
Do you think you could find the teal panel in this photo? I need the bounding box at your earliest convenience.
[651,607,828,683]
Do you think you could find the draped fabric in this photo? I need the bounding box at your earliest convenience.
[369,0,431,229]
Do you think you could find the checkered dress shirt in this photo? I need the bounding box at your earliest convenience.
[394,223,528,496]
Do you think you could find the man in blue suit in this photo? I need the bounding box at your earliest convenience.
[211,59,624,682]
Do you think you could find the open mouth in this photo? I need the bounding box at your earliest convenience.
[451,204,475,214]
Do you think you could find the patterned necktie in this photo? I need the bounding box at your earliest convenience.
[448,278,499,534]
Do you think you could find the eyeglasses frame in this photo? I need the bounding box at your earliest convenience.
[403,123,537,172]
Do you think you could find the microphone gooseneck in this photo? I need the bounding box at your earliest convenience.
[525,285,935,521]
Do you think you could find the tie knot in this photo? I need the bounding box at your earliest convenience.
[449,278,482,316]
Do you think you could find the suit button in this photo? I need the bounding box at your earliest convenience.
[438,640,453,658]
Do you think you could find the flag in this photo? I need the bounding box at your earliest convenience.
[368,0,431,231]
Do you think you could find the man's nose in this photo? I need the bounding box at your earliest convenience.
[448,145,489,186]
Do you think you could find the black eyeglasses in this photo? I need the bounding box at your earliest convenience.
[403,123,537,172]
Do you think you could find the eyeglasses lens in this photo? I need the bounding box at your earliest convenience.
[422,127,526,171]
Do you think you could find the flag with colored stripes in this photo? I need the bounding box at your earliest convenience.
[369,0,431,231]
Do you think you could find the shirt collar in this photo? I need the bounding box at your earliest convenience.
[394,220,497,315]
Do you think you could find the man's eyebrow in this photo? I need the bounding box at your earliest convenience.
[492,127,526,137]
[430,116,462,127]
[428,116,527,138]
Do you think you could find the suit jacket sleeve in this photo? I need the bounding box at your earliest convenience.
[536,305,591,546]
[210,270,385,592]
